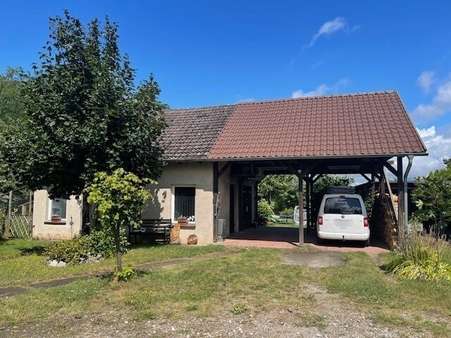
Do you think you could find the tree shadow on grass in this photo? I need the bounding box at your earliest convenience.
[20,245,46,256]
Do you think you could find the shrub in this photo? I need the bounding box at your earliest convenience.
[45,238,89,264]
[384,232,451,281]
[413,160,451,235]
[45,230,128,264]
[258,199,274,221]
[280,207,294,217]
[115,267,136,282]
[84,229,128,258]
[0,209,5,237]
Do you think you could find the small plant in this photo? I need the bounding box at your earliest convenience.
[384,232,451,281]
[231,303,248,315]
[258,199,274,222]
[115,267,136,282]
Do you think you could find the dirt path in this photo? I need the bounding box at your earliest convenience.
[2,283,419,338]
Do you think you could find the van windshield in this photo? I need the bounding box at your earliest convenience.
[324,197,363,215]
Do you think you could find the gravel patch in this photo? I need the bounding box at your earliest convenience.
[282,251,345,268]
[2,284,421,338]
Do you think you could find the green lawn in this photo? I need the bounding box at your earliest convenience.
[0,239,224,287]
[314,253,451,335]
[0,239,450,336]
[266,220,298,228]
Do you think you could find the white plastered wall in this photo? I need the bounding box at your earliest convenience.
[32,190,83,240]
[142,162,215,244]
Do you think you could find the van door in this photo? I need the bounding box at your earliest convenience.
[322,196,366,234]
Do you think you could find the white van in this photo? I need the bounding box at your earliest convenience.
[317,194,370,244]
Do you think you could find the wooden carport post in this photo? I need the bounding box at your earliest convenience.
[397,156,405,246]
[297,172,304,245]
[306,176,311,229]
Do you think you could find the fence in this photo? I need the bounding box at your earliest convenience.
[1,190,33,239]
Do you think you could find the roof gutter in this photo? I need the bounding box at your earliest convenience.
[164,152,428,163]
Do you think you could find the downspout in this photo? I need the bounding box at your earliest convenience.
[403,156,414,233]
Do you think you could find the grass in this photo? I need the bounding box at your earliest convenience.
[0,239,450,336]
[266,221,298,228]
[0,239,224,287]
[313,252,451,335]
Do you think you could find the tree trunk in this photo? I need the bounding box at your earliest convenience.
[114,224,122,273]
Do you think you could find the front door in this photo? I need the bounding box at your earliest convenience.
[239,185,252,230]
[229,184,235,233]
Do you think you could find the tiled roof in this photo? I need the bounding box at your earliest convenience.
[162,105,234,160]
[163,92,426,161]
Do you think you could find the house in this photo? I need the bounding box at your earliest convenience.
[32,91,427,244]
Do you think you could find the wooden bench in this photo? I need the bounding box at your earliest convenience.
[129,218,173,244]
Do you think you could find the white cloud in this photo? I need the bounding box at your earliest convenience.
[292,78,350,98]
[409,126,451,178]
[416,71,435,93]
[237,98,256,103]
[414,80,451,119]
[292,84,329,98]
[307,17,350,47]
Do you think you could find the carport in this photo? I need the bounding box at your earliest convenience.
[208,92,427,246]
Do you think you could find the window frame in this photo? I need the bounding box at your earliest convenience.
[171,186,196,224]
[47,197,68,222]
[323,196,363,215]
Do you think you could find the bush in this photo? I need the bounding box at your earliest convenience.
[0,209,5,237]
[45,230,128,264]
[45,238,89,264]
[258,199,274,221]
[384,232,451,281]
[84,229,128,258]
[115,266,136,282]
[413,160,451,235]
[280,207,294,217]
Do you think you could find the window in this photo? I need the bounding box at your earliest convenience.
[48,198,67,221]
[324,197,362,215]
[174,187,195,222]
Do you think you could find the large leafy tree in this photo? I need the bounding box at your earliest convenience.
[0,67,25,122]
[413,159,451,234]
[0,68,27,193]
[2,11,166,198]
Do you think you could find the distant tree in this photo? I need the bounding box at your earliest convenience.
[413,160,451,235]
[258,175,298,214]
[311,175,353,217]
[1,11,166,198]
[258,174,353,217]
[0,68,27,192]
[0,67,25,121]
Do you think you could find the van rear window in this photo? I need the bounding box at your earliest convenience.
[324,197,363,215]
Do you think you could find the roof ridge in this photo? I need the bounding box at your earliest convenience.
[166,104,235,112]
[166,90,397,111]
[235,90,397,106]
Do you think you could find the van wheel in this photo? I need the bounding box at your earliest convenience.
[363,239,370,247]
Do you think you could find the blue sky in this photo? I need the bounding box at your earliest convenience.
[1,0,450,175]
